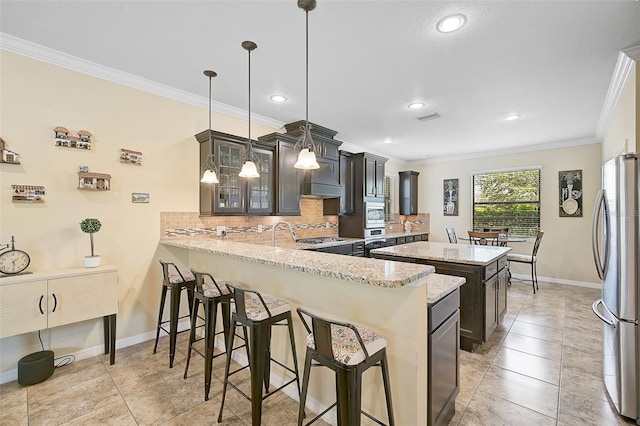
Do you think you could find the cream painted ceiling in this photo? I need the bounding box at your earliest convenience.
[1,1,640,163]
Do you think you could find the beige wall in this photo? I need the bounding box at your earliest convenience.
[603,64,637,158]
[0,51,279,376]
[412,143,602,285]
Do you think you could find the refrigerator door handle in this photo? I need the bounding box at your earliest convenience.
[591,189,610,280]
[592,299,615,328]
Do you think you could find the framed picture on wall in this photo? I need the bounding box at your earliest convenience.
[444,178,458,216]
[559,169,582,217]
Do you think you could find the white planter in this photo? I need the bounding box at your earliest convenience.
[84,255,101,268]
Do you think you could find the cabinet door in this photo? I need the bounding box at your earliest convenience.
[497,267,508,321]
[48,271,118,328]
[215,140,245,214]
[0,280,48,338]
[399,171,419,215]
[375,160,385,198]
[340,153,355,215]
[484,275,498,338]
[364,157,377,198]
[428,310,460,426]
[247,147,273,215]
[276,139,301,216]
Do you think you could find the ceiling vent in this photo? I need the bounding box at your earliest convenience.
[417,112,441,122]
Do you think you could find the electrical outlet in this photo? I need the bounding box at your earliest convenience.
[325,221,331,229]
[216,225,226,236]
[257,225,263,233]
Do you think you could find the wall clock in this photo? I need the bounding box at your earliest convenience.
[0,236,30,275]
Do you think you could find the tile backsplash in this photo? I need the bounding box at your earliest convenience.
[161,199,430,244]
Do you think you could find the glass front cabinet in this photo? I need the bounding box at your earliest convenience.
[196,130,273,215]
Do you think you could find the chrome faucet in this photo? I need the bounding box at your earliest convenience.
[272,221,297,246]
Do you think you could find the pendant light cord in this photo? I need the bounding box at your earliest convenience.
[248,45,252,150]
[305,9,309,125]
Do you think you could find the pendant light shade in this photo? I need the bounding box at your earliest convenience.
[239,40,260,178]
[201,70,219,184]
[293,0,320,170]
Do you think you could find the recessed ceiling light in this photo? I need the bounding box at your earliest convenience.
[408,102,425,109]
[437,14,467,33]
[383,139,393,144]
[504,114,521,121]
[270,94,287,103]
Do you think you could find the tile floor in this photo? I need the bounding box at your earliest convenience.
[0,281,636,425]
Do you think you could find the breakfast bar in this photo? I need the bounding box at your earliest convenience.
[159,238,463,424]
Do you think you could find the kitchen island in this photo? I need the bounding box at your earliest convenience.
[371,241,511,352]
[159,238,464,424]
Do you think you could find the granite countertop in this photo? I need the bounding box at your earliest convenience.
[160,238,434,288]
[371,241,511,266]
[425,273,466,304]
[275,237,363,251]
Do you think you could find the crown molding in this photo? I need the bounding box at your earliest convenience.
[0,33,284,130]
[405,136,599,165]
[595,45,640,142]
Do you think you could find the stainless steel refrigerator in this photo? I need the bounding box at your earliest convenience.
[592,154,640,423]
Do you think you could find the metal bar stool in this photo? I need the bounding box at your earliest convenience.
[218,284,301,426]
[296,307,395,426]
[182,270,233,401]
[153,260,196,368]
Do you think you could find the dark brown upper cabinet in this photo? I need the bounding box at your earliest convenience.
[258,132,302,216]
[324,150,355,216]
[281,121,343,198]
[399,170,419,215]
[196,130,273,216]
[352,152,387,203]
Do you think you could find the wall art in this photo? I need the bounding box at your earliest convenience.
[54,127,92,150]
[132,192,149,203]
[1,138,20,164]
[443,178,459,216]
[12,185,45,203]
[559,169,582,217]
[120,149,143,165]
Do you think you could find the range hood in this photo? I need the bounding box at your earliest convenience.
[282,121,343,198]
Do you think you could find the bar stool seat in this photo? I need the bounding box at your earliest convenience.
[183,270,234,401]
[153,260,196,368]
[297,308,395,426]
[218,285,301,426]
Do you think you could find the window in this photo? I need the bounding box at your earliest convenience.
[472,168,540,237]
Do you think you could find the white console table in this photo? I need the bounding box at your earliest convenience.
[0,266,118,364]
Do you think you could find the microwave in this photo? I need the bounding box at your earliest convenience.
[365,202,385,228]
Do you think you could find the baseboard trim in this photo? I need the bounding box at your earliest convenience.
[510,273,600,289]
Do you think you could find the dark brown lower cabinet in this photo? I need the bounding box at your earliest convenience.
[428,288,460,426]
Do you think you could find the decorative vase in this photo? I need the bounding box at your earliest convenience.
[84,255,101,268]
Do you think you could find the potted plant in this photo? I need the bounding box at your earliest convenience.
[80,218,102,267]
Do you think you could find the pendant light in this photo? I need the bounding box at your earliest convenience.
[293,0,320,170]
[238,40,260,178]
[201,70,219,184]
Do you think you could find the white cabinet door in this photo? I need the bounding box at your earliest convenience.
[48,271,118,328]
[0,280,48,338]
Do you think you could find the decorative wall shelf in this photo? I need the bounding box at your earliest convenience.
[54,127,92,150]
[12,185,45,203]
[1,138,21,164]
[120,149,142,165]
[78,172,111,191]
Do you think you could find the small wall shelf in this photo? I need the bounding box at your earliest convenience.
[78,172,111,191]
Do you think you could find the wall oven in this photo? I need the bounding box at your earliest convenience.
[365,202,385,229]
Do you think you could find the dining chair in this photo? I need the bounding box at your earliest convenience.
[446,228,458,244]
[468,231,500,246]
[507,231,544,293]
[483,228,509,246]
